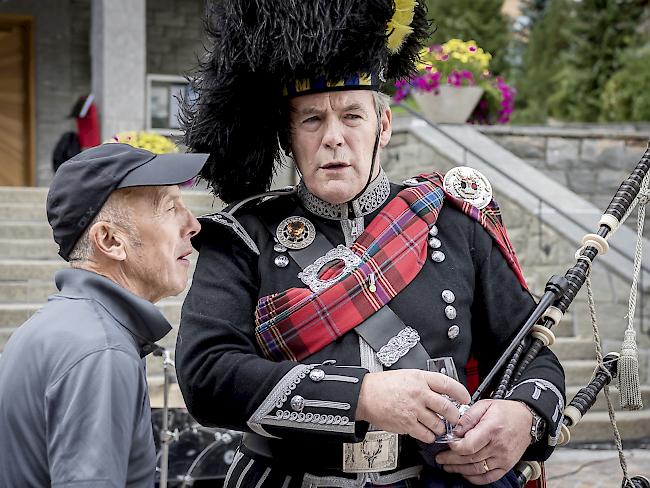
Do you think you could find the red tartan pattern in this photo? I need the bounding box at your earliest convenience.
[254,172,528,363]
[419,173,527,289]
[255,181,445,361]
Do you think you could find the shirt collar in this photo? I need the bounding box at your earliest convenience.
[54,268,172,357]
[297,167,391,220]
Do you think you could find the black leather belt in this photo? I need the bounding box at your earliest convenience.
[241,432,424,474]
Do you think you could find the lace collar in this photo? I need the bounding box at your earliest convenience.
[297,168,391,220]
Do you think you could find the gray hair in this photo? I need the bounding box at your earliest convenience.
[68,191,141,265]
[372,91,391,122]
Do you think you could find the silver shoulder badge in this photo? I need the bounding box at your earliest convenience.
[276,216,316,250]
[442,166,493,209]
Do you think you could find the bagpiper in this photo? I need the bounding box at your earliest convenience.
[175,1,565,486]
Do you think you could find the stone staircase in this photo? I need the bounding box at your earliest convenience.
[1,185,649,443]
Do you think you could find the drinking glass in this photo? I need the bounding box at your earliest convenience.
[427,356,465,443]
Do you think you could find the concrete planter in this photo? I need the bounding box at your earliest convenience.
[412,85,484,124]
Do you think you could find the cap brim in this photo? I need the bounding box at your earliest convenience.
[116,152,209,189]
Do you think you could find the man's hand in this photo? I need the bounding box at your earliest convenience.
[355,369,470,443]
[434,399,533,485]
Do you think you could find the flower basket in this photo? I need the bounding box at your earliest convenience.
[394,39,516,124]
[412,85,485,123]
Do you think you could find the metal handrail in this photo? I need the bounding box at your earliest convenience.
[396,104,650,279]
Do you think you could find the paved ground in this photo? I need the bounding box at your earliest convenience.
[544,447,650,487]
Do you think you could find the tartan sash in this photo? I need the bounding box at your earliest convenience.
[254,172,527,363]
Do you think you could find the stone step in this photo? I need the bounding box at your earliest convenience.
[0,259,64,281]
[147,374,187,409]
[552,337,597,361]
[0,299,184,328]
[0,239,58,259]
[0,187,48,204]
[563,359,603,386]
[0,281,57,303]
[568,409,650,443]
[566,384,650,412]
[0,222,52,239]
[0,204,47,221]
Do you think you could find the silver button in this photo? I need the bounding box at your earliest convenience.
[274,255,289,268]
[429,225,438,237]
[441,289,455,303]
[431,251,446,263]
[447,325,460,339]
[290,395,305,412]
[428,237,441,249]
[445,305,457,320]
[274,243,288,253]
[309,369,325,382]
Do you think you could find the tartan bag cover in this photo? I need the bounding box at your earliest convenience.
[254,172,528,362]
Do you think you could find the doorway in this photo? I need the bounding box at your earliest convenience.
[0,16,34,186]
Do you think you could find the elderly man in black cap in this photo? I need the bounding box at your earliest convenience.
[0,143,207,487]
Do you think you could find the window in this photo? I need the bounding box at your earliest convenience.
[146,74,195,135]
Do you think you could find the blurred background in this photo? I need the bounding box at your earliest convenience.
[1,1,649,486]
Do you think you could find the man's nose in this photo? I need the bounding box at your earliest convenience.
[181,205,201,238]
[322,118,345,148]
[187,214,200,238]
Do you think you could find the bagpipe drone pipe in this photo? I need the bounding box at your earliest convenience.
[471,145,650,488]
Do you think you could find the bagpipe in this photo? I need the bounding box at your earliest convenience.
[471,145,650,488]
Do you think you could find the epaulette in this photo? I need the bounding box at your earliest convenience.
[402,167,494,210]
[195,186,297,255]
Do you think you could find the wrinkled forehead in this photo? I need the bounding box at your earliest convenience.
[112,184,180,211]
[288,90,376,114]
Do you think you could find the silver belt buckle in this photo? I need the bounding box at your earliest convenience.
[342,430,399,473]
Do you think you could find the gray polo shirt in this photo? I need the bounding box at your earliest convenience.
[0,268,172,487]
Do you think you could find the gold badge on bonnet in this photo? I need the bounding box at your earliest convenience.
[276,216,316,250]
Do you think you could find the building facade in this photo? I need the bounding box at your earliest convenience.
[0,0,205,187]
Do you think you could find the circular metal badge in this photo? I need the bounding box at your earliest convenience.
[276,216,316,250]
[443,166,493,210]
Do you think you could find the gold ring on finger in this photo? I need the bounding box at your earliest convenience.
[482,459,490,472]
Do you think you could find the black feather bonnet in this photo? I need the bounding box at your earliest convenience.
[182,0,431,203]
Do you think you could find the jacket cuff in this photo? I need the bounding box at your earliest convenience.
[505,378,565,459]
[247,362,369,442]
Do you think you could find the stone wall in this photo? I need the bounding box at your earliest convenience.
[478,125,650,230]
[146,0,205,76]
[384,128,650,381]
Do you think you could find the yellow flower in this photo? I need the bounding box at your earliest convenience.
[108,131,178,154]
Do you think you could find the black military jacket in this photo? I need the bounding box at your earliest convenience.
[175,174,566,475]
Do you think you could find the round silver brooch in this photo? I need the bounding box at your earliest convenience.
[443,166,493,210]
[276,216,316,250]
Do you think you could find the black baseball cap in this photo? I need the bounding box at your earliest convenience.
[47,143,208,261]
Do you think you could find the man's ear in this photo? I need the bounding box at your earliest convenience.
[379,107,392,148]
[87,221,127,262]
